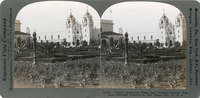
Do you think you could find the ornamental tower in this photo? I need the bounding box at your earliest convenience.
[159,11,169,47]
[66,10,76,46]
[159,11,175,47]
[82,8,94,45]
[175,12,187,46]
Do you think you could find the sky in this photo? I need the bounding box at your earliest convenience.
[101,2,182,34]
[15,1,184,35]
[0,0,199,36]
[15,1,100,34]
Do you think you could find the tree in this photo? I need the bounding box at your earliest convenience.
[174,41,180,48]
[17,37,21,47]
[110,37,114,47]
[81,40,88,47]
[165,42,168,48]
[22,39,25,45]
[61,38,67,47]
[133,40,137,46]
[38,41,61,58]
[56,42,61,48]
[27,37,33,49]
[130,42,155,59]
[155,39,160,47]
[40,40,44,44]
[114,40,118,47]
[72,41,75,46]
[182,40,186,49]
[149,42,153,49]
[90,39,98,46]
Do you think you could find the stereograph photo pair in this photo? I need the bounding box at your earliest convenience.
[0,0,200,98]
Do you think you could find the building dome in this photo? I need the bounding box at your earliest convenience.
[176,12,184,20]
[83,10,93,18]
[67,12,76,21]
[159,13,169,22]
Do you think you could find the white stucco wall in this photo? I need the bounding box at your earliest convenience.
[129,32,159,43]
[101,19,114,32]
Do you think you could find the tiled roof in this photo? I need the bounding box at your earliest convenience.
[15,31,30,35]
[101,31,122,35]
[101,35,108,38]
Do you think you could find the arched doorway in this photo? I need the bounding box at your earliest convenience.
[169,40,172,47]
[76,39,80,46]
[102,39,106,47]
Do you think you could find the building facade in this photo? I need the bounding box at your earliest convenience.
[37,10,101,47]
[128,12,187,47]
[14,20,32,48]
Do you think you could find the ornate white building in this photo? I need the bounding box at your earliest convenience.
[37,9,101,47]
[129,12,187,47]
[36,9,123,47]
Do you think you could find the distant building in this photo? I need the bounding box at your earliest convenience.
[37,9,101,46]
[14,20,33,48]
[128,12,187,47]
[100,19,123,47]
[36,9,123,47]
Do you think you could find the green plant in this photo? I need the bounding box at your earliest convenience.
[38,41,62,58]
[129,41,155,59]
[81,40,88,47]
[61,38,68,47]
[17,37,21,47]
[155,39,160,47]
[90,39,98,46]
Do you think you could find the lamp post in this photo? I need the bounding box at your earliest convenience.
[33,32,37,66]
[124,32,129,65]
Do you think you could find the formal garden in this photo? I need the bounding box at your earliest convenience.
[14,35,186,89]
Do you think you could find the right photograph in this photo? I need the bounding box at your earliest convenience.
[100,2,187,89]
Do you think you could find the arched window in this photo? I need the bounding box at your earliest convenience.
[84,18,87,22]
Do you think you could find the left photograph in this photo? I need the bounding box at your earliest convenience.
[14,1,101,88]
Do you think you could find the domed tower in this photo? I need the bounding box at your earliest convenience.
[82,9,94,45]
[175,12,186,46]
[119,27,123,34]
[159,11,169,47]
[66,10,76,46]
[26,27,30,34]
[165,22,176,47]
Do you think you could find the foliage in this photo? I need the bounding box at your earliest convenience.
[174,41,181,48]
[165,42,168,47]
[182,40,186,49]
[72,41,75,46]
[61,38,67,47]
[113,40,118,47]
[14,57,186,88]
[81,40,88,47]
[14,57,100,88]
[22,40,26,47]
[148,42,153,49]
[90,39,98,46]
[17,37,21,47]
[155,39,160,47]
[129,41,155,59]
[37,41,62,58]
[27,37,33,49]
[101,59,186,89]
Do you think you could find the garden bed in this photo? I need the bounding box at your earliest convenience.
[133,58,161,63]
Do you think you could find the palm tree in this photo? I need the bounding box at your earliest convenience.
[130,41,155,59]
[38,41,61,58]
